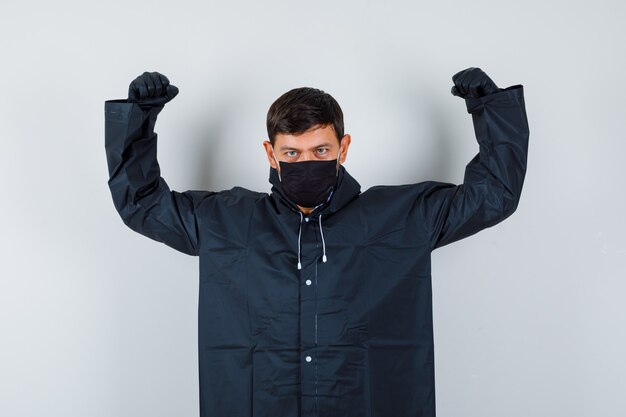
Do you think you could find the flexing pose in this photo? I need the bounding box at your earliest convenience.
[104,67,529,417]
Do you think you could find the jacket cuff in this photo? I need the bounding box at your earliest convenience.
[464,84,524,113]
[104,99,164,163]
[104,99,164,125]
[104,99,139,122]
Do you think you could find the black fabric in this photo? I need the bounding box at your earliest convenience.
[104,84,529,417]
[451,67,500,98]
[277,159,339,208]
[127,71,179,108]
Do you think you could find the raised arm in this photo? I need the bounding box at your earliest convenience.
[104,72,212,256]
[423,67,529,250]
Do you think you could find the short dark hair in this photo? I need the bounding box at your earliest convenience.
[266,87,344,145]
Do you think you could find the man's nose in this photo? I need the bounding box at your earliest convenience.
[299,152,314,162]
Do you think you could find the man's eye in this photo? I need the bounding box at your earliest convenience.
[286,151,297,157]
[317,148,328,154]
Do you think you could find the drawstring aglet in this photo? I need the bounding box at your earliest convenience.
[297,262,302,270]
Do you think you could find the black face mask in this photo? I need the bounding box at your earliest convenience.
[276,159,339,208]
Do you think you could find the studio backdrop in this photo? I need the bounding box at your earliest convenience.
[1,1,624,416]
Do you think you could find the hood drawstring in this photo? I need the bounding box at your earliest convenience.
[296,212,328,270]
[297,212,303,270]
[319,214,327,263]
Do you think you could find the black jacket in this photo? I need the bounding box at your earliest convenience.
[104,84,528,417]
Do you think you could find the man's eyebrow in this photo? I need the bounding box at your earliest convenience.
[313,142,333,148]
[278,142,334,151]
[278,145,300,151]
[278,142,331,152]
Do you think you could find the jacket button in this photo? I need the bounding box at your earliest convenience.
[305,217,310,222]
[305,279,312,286]
[305,356,312,362]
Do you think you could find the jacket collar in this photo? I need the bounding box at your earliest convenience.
[268,164,361,217]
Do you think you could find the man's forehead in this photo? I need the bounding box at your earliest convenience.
[274,125,339,149]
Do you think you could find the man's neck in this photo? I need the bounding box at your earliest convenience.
[297,205,313,215]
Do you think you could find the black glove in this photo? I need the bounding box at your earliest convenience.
[128,71,179,107]
[451,67,499,99]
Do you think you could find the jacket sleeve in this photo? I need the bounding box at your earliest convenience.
[104,99,213,256]
[422,85,529,250]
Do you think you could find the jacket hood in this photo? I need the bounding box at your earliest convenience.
[269,163,362,269]
[268,164,361,217]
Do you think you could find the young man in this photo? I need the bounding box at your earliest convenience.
[104,68,529,417]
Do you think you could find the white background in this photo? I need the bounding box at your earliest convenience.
[1,1,625,416]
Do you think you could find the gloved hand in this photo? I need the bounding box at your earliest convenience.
[451,67,499,99]
[128,71,179,107]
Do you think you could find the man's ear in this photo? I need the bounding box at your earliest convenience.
[262,140,278,169]
[338,134,351,164]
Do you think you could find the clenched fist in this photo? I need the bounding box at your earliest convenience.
[128,71,179,107]
[451,67,499,99]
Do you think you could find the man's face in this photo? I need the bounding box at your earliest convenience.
[262,124,351,171]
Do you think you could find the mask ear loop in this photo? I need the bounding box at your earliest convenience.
[272,148,282,182]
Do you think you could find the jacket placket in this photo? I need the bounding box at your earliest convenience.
[298,213,323,416]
